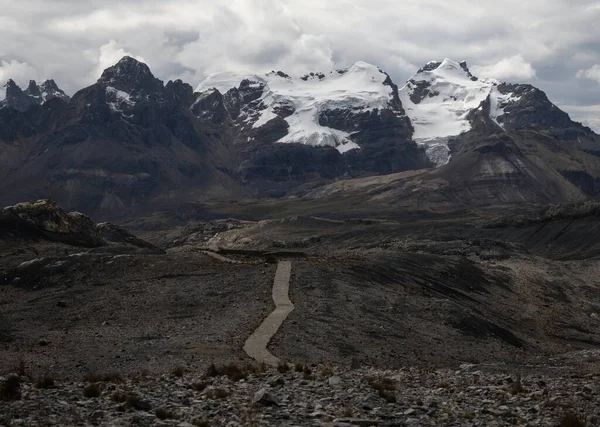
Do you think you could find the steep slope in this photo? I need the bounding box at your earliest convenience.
[399,59,495,165]
[193,62,432,194]
[0,79,69,112]
[0,57,247,220]
[399,58,599,167]
[196,62,405,153]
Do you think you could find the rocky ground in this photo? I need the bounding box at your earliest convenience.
[2,200,600,426]
[1,359,599,427]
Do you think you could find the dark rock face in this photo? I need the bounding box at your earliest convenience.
[2,80,35,112]
[496,83,589,139]
[1,79,70,112]
[0,57,245,220]
[2,55,600,219]
[189,66,428,194]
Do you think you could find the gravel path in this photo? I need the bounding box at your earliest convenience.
[244,261,294,366]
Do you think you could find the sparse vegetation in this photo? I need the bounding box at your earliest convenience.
[561,412,586,427]
[369,377,397,403]
[191,381,208,392]
[277,361,290,373]
[0,375,21,401]
[124,393,152,411]
[172,366,185,378]
[302,365,315,380]
[319,364,334,378]
[270,377,285,387]
[83,383,101,398]
[206,363,248,382]
[35,375,55,389]
[295,362,304,373]
[192,419,210,427]
[463,412,476,420]
[84,371,124,384]
[112,391,129,403]
[155,407,177,420]
[206,388,230,399]
[510,374,525,395]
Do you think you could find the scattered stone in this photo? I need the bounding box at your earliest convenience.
[252,388,280,406]
[1,364,598,426]
[329,376,342,386]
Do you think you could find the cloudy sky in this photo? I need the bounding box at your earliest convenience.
[1,0,600,130]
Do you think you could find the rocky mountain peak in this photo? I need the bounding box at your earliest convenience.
[25,80,41,97]
[415,58,478,81]
[99,56,163,94]
[4,79,17,88]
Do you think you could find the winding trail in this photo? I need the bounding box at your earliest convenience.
[199,250,294,366]
[243,260,294,366]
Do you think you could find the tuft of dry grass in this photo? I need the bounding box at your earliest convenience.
[369,377,397,403]
[277,361,290,373]
[191,381,208,392]
[172,366,185,378]
[206,388,230,400]
[206,363,248,382]
[83,383,101,399]
[155,408,177,420]
[84,371,124,384]
[303,365,315,381]
[561,412,586,427]
[510,374,525,395]
[0,375,21,401]
[35,375,55,389]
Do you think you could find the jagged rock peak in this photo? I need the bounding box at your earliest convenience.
[4,79,18,89]
[99,56,163,93]
[415,58,478,81]
[26,80,41,96]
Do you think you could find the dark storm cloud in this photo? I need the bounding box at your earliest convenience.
[1,0,599,130]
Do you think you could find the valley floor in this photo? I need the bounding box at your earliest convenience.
[2,201,600,425]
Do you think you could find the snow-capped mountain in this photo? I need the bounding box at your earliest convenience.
[0,79,69,112]
[195,61,408,154]
[399,58,510,165]
[399,58,593,166]
[1,55,599,218]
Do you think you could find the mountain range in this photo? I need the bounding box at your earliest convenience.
[1,56,599,219]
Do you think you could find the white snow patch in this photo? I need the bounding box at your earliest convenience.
[0,85,6,103]
[252,107,278,128]
[196,61,395,153]
[489,86,521,128]
[105,86,136,112]
[400,58,498,165]
[337,140,360,153]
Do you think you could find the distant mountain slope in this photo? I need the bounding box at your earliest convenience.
[0,57,248,219]
[399,58,598,166]
[0,55,599,219]
[0,79,69,112]
[192,61,431,195]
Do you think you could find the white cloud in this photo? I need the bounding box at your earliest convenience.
[576,64,600,84]
[472,55,537,81]
[91,40,145,81]
[0,0,598,115]
[0,60,39,87]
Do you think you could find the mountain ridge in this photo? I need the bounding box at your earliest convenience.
[0,55,599,219]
